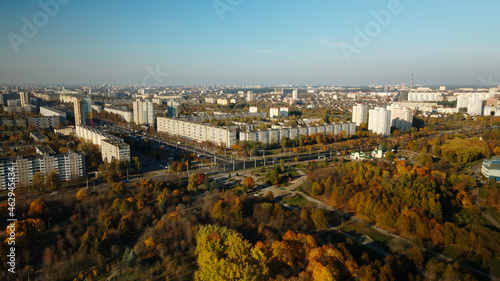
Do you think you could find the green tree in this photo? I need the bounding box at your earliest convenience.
[312,209,328,230]
[187,173,198,192]
[131,156,141,174]
[31,172,45,191]
[45,169,61,191]
[194,225,268,281]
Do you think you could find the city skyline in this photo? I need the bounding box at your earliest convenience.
[1,0,499,86]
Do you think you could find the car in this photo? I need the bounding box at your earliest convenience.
[318,155,327,160]
[50,191,58,195]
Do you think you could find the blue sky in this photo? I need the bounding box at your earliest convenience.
[1,0,499,86]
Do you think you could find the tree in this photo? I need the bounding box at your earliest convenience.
[212,200,225,222]
[45,169,61,191]
[76,188,89,201]
[194,225,268,281]
[244,176,255,191]
[197,172,206,185]
[131,156,141,174]
[187,173,198,192]
[268,169,279,187]
[312,209,328,230]
[31,172,45,191]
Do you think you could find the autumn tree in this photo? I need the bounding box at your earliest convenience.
[197,172,206,185]
[194,224,268,281]
[187,173,198,192]
[45,169,61,191]
[31,172,45,191]
[312,209,328,230]
[76,188,89,201]
[244,176,256,191]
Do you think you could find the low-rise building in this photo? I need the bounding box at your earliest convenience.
[30,131,48,142]
[482,156,500,181]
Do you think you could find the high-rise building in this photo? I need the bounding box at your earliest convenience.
[292,89,298,100]
[74,97,92,126]
[167,100,179,118]
[246,91,254,102]
[389,106,413,132]
[20,92,28,106]
[368,107,391,136]
[133,99,154,125]
[352,104,368,126]
[468,97,483,116]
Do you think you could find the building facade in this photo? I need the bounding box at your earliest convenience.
[104,107,133,123]
[368,107,391,136]
[0,151,85,189]
[76,125,131,162]
[352,104,368,126]
[157,117,237,148]
[133,99,154,125]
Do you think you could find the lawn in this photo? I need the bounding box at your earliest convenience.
[441,246,463,260]
[282,194,317,208]
[486,257,500,278]
[478,186,489,198]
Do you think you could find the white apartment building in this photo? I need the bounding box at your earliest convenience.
[352,104,368,126]
[468,97,483,116]
[239,122,356,145]
[388,106,413,132]
[368,107,391,136]
[408,92,443,102]
[157,117,237,148]
[247,91,254,102]
[76,125,131,162]
[217,99,228,105]
[270,107,279,118]
[292,89,298,100]
[133,99,154,125]
[280,107,289,117]
[0,150,85,188]
[249,106,258,113]
[104,107,133,123]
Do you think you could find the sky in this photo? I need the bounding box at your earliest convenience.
[0,0,499,86]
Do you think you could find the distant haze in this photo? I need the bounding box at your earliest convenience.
[1,0,499,86]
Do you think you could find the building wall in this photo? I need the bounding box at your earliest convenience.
[352,104,368,126]
[76,125,130,162]
[0,152,85,189]
[157,117,237,147]
[368,107,391,136]
[104,107,133,122]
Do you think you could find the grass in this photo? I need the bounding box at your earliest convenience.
[441,246,463,260]
[283,194,317,208]
[455,208,494,227]
[478,186,489,198]
[487,208,500,223]
[486,257,500,278]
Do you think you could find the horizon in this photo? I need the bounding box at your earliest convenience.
[1,0,499,86]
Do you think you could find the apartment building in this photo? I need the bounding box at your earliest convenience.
[0,149,85,189]
[76,125,131,162]
[157,117,237,147]
[104,107,133,122]
[239,122,357,145]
